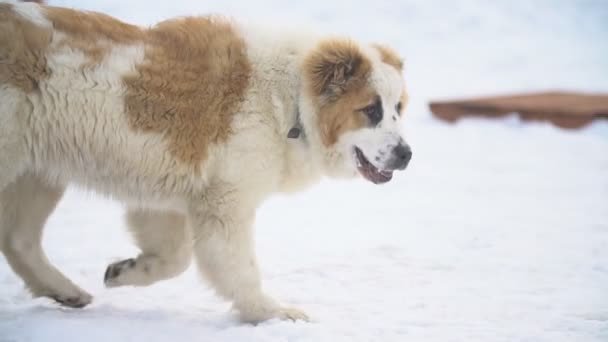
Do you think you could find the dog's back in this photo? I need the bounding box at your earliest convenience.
[0,2,254,202]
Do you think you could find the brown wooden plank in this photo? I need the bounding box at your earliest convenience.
[429,92,608,129]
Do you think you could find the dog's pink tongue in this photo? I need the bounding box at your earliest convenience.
[364,168,392,184]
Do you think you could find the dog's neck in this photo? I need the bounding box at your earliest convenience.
[276,86,326,193]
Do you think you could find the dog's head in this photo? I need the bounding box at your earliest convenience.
[300,39,411,184]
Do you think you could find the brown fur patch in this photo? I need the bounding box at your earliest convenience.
[44,6,144,65]
[303,39,375,146]
[372,44,403,71]
[0,3,52,93]
[316,85,377,147]
[124,17,251,169]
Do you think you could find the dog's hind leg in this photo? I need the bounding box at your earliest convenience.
[0,173,93,308]
[0,87,27,190]
[104,208,192,287]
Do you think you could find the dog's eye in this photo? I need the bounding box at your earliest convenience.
[396,102,402,114]
[362,99,383,126]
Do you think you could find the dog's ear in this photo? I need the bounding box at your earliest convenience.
[372,44,403,71]
[304,39,371,99]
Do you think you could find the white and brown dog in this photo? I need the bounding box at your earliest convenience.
[0,1,411,322]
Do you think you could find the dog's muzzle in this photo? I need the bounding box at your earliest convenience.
[386,143,412,171]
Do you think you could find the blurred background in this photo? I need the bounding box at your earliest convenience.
[1,1,607,341]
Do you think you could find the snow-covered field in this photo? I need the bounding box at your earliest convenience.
[1,1,608,341]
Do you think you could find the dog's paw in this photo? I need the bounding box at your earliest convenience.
[275,306,309,322]
[50,291,93,309]
[237,296,309,323]
[104,258,135,287]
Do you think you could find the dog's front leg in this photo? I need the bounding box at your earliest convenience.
[188,193,308,323]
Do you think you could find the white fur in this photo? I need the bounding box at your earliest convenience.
[10,1,51,28]
[0,4,407,323]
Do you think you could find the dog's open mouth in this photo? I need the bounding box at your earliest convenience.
[354,147,393,184]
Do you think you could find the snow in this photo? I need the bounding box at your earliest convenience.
[2,0,608,341]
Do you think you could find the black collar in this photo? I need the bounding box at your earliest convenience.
[287,106,305,139]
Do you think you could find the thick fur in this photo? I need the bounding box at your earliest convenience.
[0,1,408,322]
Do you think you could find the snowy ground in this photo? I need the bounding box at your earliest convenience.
[1,1,608,341]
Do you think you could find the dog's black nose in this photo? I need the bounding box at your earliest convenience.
[390,143,412,170]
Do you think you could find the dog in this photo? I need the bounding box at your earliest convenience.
[0,1,411,322]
